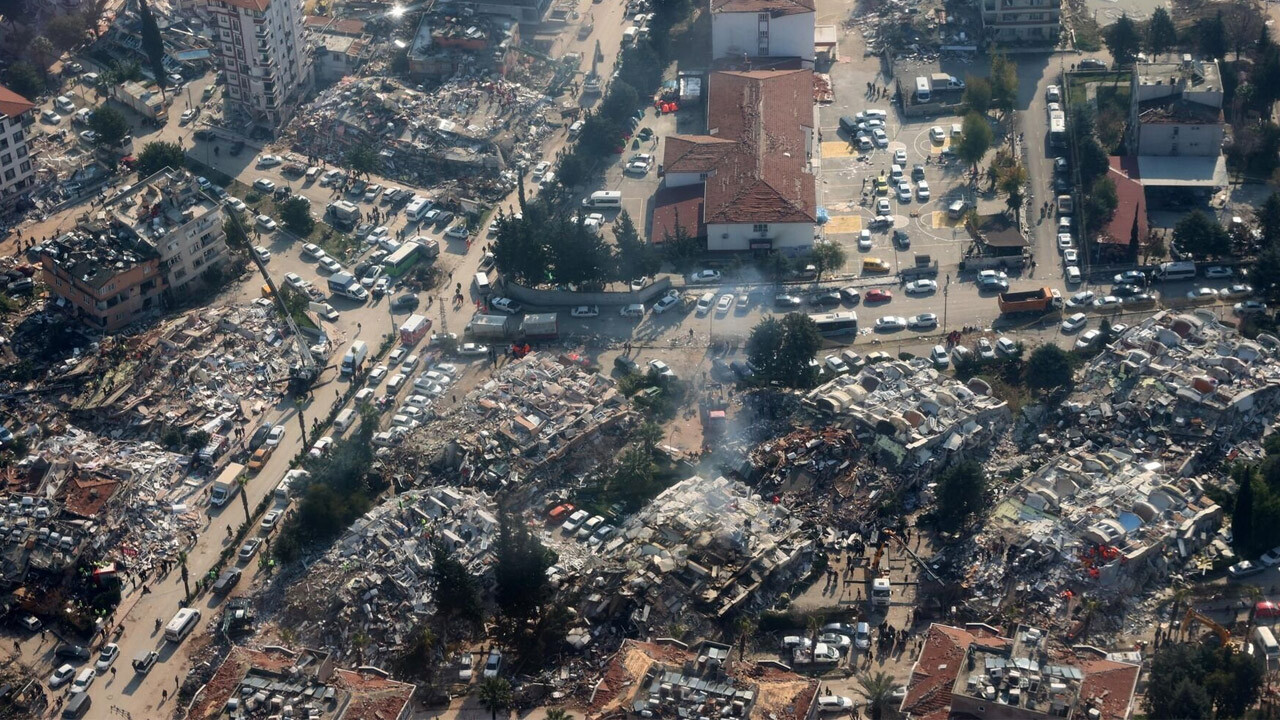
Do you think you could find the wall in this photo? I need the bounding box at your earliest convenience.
[500,276,672,307]
[664,171,704,188]
[706,222,813,252]
[41,257,162,332]
[1137,122,1223,157]
[711,11,815,62]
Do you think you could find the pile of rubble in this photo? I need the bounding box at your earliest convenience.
[273,486,498,665]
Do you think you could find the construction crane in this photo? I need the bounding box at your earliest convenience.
[214,192,319,395]
[1182,608,1232,648]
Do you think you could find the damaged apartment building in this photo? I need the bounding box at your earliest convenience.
[804,359,1012,471]
[408,12,520,81]
[188,645,415,720]
[39,168,229,332]
[572,475,811,633]
[277,487,499,665]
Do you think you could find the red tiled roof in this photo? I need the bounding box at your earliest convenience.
[333,669,416,720]
[664,135,737,174]
[711,0,815,16]
[1099,157,1148,246]
[61,474,119,518]
[305,15,368,36]
[651,183,706,243]
[899,624,1011,719]
[1075,656,1141,720]
[0,84,34,119]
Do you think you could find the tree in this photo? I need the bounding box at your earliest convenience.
[934,461,986,532]
[857,672,901,720]
[493,512,555,620]
[5,62,43,101]
[1128,211,1140,263]
[46,12,88,51]
[1147,7,1178,56]
[1025,345,1074,392]
[88,106,130,148]
[135,141,185,178]
[178,550,190,598]
[1198,11,1227,60]
[238,475,250,524]
[955,112,993,172]
[962,76,992,115]
[661,215,703,272]
[614,210,660,281]
[544,709,571,720]
[1255,192,1280,245]
[279,197,315,236]
[344,143,380,178]
[1145,644,1262,720]
[997,162,1028,218]
[1105,14,1141,65]
[1222,0,1263,60]
[1234,472,1256,555]
[989,53,1018,116]
[139,0,167,99]
[224,217,249,249]
[1095,106,1126,152]
[492,200,551,286]
[746,314,822,388]
[1253,245,1280,301]
[1083,176,1118,237]
[28,36,54,68]
[1173,211,1229,259]
[551,216,613,287]
[430,539,481,622]
[556,152,587,189]
[734,615,757,661]
[1143,230,1167,264]
[810,241,846,281]
[477,677,512,720]
[600,80,640,123]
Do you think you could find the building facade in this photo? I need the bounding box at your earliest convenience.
[0,85,36,208]
[980,0,1060,44]
[40,230,164,332]
[1132,57,1225,157]
[710,0,815,63]
[208,0,312,130]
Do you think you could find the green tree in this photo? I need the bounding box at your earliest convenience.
[544,709,571,720]
[238,475,250,524]
[556,152,587,189]
[1255,192,1280,245]
[134,141,185,178]
[1147,7,1178,55]
[962,76,992,115]
[279,196,315,236]
[934,461,986,532]
[28,36,54,68]
[494,512,555,620]
[746,313,822,388]
[1233,471,1256,555]
[734,615,757,661]
[430,539,481,622]
[600,80,640,123]
[809,241,846,281]
[138,0,167,99]
[1145,644,1262,720]
[1253,245,1280,301]
[1173,210,1229,259]
[1198,11,1227,59]
[1026,345,1074,392]
[956,112,993,172]
[997,162,1028,218]
[661,218,703,273]
[178,550,190,598]
[46,12,88,51]
[344,143,380,178]
[857,672,901,720]
[1105,13,1142,65]
[477,677,512,720]
[1095,106,1126,152]
[1083,176,1119,237]
[88,105,130,147]
[989,53,1018,116]
[224,217,249,249]
[614,210,660,281]
[5,62,43,101]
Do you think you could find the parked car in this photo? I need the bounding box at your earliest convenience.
[1230,560,1267,578]
[490,297,522,314]
[688,269,722,284]
[95,644,119,672]
[571,305,600,318]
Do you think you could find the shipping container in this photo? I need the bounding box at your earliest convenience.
[521,313,559,340]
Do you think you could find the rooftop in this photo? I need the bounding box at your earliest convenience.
[1137,96,1223,125]
[1098,158,1147,247]
[0,83,34,119]
[1137,57,1222,95]
[108,167,220,243]
[41,225,160,289]
[710,0,815,15]
[650,183,707,243]
[304,15,368,36]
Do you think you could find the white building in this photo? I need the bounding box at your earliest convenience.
[654,69,816,253]
[710,0,815,64]
[208,0,312,130]
[980,0,1061,44]
[0,85,35,209]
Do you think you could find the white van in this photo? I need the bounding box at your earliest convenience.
[582,191,622,208]
[164,608,200,643]
[1255,626,1280,665]
[474,272,491,294]
[619,303,645,318]
[623,27,639,45]
[915,77,931,102]
[334,408,356,432]
[1154,260,1197,281]
[405,196,431,222]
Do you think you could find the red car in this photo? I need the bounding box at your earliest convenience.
[1257,601,1280,619]
[547,503,576,524]
[865,289,893,303]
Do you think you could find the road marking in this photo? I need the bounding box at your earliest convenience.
[821,141,863,158]
[825,215,864,233]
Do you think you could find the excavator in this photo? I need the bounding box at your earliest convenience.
[1182,608,1233,648]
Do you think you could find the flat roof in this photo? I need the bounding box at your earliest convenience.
[1136,155,1227,187]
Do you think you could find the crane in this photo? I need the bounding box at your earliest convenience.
[1182,608,1232,648]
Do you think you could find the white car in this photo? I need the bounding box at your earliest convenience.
[977,338,996,360]
[695,292,715,316]
[571,305,599,318]
[1187,287,1217,301]
[252,246,271,262]
[225,197,248,214]
[95,644,120,672]
[50,664,75,689]
[653,295,680,314]
[40,110,62,124]
[319,256,343,273]
[1061,312,1087,332]
[404,394,432,409]
[908,313,938,329]
[893,149,907,164]
[824,355,849,375]
[896,180,912,202]
[490,297,523,314]
[1063,249,1078,265]
[284,272,306,289]
[1260,546,1280,567]
[308,436,333,458]
[858,229,872,250]
[255,214,277,231]
[252,178,276,193]
[1066,290,1095,308]
[368,364,388,385]
[402,353,421,370]
[180,108,197,124]
[1204,266,1234,279]
[875,316,907,331]
[1058,216,1072,231]
[70,668,96,694]
[816,696,855,713]
[531,161,551,180]
[257,154,283,167]
[1092,295,1121,309]
[871,128,889,147]
[648,359,676,380]
[930,125,945,142]
[423,369,453,385]
[996,337,1019,356]
[626,153,653,174]
[929,345,950,368]
[1236,300,1268,315]
[265,425,285,447]
[1058,233,1074,251]
[1075,329,1101,349]
[876,198,891,215]
[916,180,930,201]
[261,509,283,531]
[715,293,734,315]
[688,269,722,284]
[457,342,488,356]
[905,279,937,294]
[301,242,321,258]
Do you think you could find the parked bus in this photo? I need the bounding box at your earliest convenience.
[809,311,859,336]
[383,241,422,275]
[1049,109,1067,148]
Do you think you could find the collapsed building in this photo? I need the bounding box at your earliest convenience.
[587,639,818,720]
[188,645,415,720]
[408,12,521,81]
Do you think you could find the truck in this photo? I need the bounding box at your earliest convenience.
[341,340,368,376]
[466,313,517,340]
[929,72,957,90]
[900,254,940,279]
[520,313,559,340]
[210,462,245,507]
[327,271,367,301]
[871,577,892,608]
[326,200,361,229]
[411,236,440,258]
[399,314,431,345]
[998,287,1064,314]
[1049,109,1067,148]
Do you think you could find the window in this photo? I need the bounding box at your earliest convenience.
[2,153,12,165]
[4,169,14,181]
[19,160,28,173]
[752,224,768,233]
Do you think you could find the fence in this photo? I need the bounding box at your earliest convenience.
[499,276,673,307]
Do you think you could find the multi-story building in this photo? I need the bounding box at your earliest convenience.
[710,0,815,64]
[208,0,312,130]
[1132,56,1224,157]
[653,68,817,253]
[0,85,36,208]
[980,0,1060,44]
[41,168,228,331]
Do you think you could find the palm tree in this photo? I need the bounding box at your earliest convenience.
[238,475,250,524]
[477,676,512,720]
[544,709,572,720]
[857,671,900,720]
[178,551,190,599]
[735,615,757,661]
